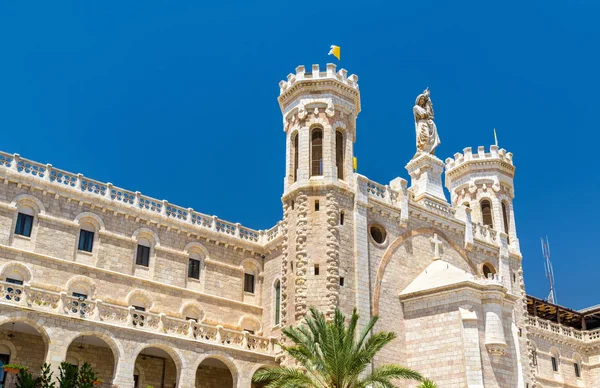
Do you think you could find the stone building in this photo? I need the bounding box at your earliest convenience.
[0,64,597,388]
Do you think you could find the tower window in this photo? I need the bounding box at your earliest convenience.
[311,129,323,176]
[6,278,23,285]
[314,264,320,275]
[482,263,496,279]
[15,212,34,237]
[78,229,94,252]
[274,280,281,325]
[315,200,320,211]
[293,132,299,183]
[244,273,255,293]
[340,211,345,225]
[336,130,344,180]
[188,258,201,279]
[574,362,580,378]
[339,277,345,286]
[502,201,510,236]
[136,245,150,267]
[480,200,493,228]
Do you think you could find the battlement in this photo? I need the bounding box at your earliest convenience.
[278,63,359,95]
[444,145,514,171]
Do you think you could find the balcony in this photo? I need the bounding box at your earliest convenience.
[0,280,278,356]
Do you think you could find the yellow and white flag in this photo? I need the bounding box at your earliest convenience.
[328,45,340,60]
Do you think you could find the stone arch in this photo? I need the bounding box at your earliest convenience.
[0,339,18,359]
[372,227,477,315]
[0,314,51,347]
[241,258,262,274]
[480,262,497,279]
[193,351,239,387]
[74,212,105,231]
[132,341,185,386]
[250,364,273,388]
[179,301,205,322]
[65,329,123,383]
[184,242,209,258]
[132,227,160,246]
[238,315,262,334]
[126,289,153,310]
[65,275,97,298]
[0,261,33,283]
[10,194,45,214]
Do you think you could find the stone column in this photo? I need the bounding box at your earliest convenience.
[353,175,372,374]
[43,328,69,379]
[497,232,511,289]
[459,307,484,387]
[112,354,136,388]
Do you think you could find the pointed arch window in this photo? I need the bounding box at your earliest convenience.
[501,201,510,235]
[274,280,281,325]
[336,130,344,180]
[311,128,323,176]
[480,200,493,228]
[293,132,299,183]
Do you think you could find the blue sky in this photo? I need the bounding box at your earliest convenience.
[0,1,598,309]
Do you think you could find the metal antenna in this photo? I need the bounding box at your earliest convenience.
[541,236,557,304]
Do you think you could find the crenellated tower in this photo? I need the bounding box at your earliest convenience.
[277,64,360,329]
[445,145,519,252]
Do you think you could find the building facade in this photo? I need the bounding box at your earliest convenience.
[0,64,598,387]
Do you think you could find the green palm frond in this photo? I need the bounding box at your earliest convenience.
[418,379,439,388]
[253,307,424,388]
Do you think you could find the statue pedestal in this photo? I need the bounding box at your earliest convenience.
[405,153,448,204]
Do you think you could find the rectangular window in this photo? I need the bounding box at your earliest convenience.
[244,273,255,293]
[314,264,320,275]
[136,245,150,267]
[315,200,320,211]
[15,213,34,237]
[551,356,558,372]
[72,292,87,300]
[188,258,201,279]
[132,305,146,311]
[78,230,94,252]
[339,277,345,286]
[5,278,23,285]
[574,362,580,378]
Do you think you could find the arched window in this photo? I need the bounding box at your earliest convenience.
[482,263,496,279]
[136,238,151,267]
[274,280,281,325]
[501,201,510,235]
[480,200,493,228]
[311,128,323,176]
[336,130,344,180]
[293,132,299,183]
[14,206,35,238]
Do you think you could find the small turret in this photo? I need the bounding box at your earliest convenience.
[444,145,519,251]
[278,64,361,194]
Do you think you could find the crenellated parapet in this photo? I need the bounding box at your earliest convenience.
[445,145,514,171]
[278,64,359,95]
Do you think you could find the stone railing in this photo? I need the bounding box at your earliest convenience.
[0,152,283,246]
[471,221,497,245]
[366,179,401,206]
[0,281,279,355]
[527,316,600,343]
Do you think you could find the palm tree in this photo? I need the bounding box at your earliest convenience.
[253,307,424,388]
[418,380,438,388]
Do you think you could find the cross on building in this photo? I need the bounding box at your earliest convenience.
[430,233,443,260]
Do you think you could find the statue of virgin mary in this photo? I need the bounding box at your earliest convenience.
[413,88,440,155]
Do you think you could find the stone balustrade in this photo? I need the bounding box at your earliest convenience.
[527,316,600,343]
[471,221,498,245]
[366,179,401,206]
[0,152,281,247]
[0,280,278,356]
